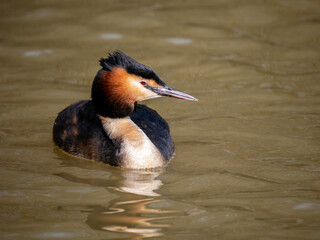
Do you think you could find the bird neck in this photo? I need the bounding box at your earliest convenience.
[91,69,136,118]
[99,115,165,169]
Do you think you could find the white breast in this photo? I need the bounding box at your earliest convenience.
[99,116,165,169]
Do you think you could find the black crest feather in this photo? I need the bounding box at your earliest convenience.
[99,51,165,86]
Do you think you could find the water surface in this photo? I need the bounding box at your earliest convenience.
[0,0,320,239]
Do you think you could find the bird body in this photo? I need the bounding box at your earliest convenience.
[53,52,196,169]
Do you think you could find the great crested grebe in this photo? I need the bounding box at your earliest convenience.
[53,51,197,169]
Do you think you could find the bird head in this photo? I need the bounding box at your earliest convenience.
[92,51,197,118]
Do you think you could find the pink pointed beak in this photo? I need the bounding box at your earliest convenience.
[152,85,198,101]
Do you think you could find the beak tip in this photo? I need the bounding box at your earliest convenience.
[154,85,198,102]
[187,95,198,101]
[188,96,198,101]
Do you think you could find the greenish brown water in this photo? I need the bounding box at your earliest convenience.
[1,0,320,239]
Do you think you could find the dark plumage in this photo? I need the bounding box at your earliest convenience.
[99,51,165,86]
[53,100,173,166]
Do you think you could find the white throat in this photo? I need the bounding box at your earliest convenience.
[99,115,165,169]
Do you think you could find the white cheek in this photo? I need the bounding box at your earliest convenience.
[147,94,162,99]
[133,81,160,100]
[128,78,161,101]
[139,87,160,100]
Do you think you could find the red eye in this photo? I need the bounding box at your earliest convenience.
[140,81,146,86]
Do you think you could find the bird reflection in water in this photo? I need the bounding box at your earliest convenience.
[86,169,174,239]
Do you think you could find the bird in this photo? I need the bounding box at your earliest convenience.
[53,51,197,169]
